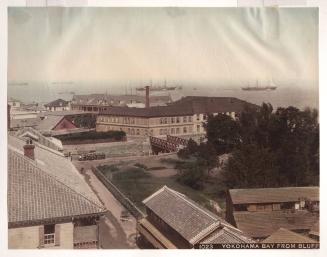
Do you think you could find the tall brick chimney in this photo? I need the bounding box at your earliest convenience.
[145,86,150,108]
[23,138,35,160]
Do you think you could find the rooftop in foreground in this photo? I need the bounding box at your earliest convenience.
[229,186,319,205]
[142,186,252,245]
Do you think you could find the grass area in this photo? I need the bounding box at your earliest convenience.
[98,163,221,213]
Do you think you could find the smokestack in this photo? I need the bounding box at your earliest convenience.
[23,138,35,160]
[145,86,150,108]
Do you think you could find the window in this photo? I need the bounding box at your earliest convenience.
[136,129,140,135]
[171,117,175,123]
[203,115,207,120]
[183,116,187,123]
[183,127,187,134]
[176,128,180,134]
[196,114,200,121]
[188,116,192,122]
[197,125,200,133]
[44,224,55,245]
[171,128,175,134]
[256,205,265,211]
[176,117,180,123]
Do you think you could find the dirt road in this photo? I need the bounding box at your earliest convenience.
[82,169,138,249]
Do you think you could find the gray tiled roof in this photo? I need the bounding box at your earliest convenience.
[36,116,65,131]
[8,149,105,225]
[233,210,318,238]
[170,96,259,113]
[143,186,250,244]
[8,136,104,216]
[99,96,256,118]
[44,98,69,107]
[200,226,253,244]
[229,187,319,204]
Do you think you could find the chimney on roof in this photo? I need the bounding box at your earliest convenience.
[23,138,35,160]
[145,86,150,108]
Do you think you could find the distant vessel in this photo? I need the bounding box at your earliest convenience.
[242,80,277,91]
[58,91,75,95]
[8,82,28,86]
[136,85,177,91]
[51,81,74,85]
[136,80,179,92]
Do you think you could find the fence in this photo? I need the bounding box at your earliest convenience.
[92,166,145,220]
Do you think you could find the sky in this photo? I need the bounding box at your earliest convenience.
[8,7,318,88]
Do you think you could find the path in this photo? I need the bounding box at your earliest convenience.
[82,169,138,249]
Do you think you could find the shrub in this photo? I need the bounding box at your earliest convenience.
[55,130,126,141]
[134,163,148,170]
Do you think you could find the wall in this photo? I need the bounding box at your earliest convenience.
[8,225,40,249]
[146,208,191,249]
[8,222,74,249]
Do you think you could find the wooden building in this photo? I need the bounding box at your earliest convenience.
[71,93,172,112]
[44,99,70,112]
[137,186,252,249]
[226,187,319,240]
[8,135,106,249]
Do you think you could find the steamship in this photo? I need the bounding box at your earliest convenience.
[242,80,277,91]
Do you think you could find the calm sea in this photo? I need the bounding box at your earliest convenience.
[7,81,319,110]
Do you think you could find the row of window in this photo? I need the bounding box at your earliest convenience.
[159,126,195,135]
[159,116,193,124]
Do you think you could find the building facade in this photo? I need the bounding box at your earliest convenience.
[96,96,256,138]
[71,93,172,112]
[226,187,319,240]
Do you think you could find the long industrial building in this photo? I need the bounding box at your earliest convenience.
[96,87,257,138]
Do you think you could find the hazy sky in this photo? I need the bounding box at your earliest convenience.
[8,7,318,87]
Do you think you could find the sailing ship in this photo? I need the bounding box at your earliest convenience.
[242,80,277,91]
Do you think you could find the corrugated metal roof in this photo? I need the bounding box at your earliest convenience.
[262,228,317,243]
[229,187,319,205]
[233,210,318,238]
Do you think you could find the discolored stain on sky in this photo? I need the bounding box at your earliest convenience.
[8,7,318,88]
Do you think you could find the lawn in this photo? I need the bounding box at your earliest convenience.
[97,162,224,213]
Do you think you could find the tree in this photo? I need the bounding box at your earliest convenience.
[176,161,205,190]
[204,113,241,154]
[223,144,280,189]
[223,104,319,188]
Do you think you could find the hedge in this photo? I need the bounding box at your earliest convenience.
[55,130,126,141]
